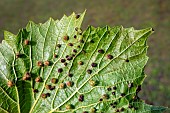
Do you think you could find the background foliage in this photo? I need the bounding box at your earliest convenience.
[0,0,169,108]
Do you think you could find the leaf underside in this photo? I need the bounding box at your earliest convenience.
[0,11,167,113]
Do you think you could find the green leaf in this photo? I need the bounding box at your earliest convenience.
[0,11,167,113]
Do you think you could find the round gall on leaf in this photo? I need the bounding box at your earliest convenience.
[107,87,112,91]
[64,62,68,66]
[35,76,42,82]
[16,52,21,59]
[67,56,73,61]
[46,93,50,97]
[58,68,63,73]
[75,14,80,19]
[68,43,73,46]
[113,86,117,90]
[106,54,113,60]
[83,111,88,113]
[7,80,14,87]
[33,89,38,93]
[45,84,52,90]
[22,76,27,81]
[73,49,77,53]
[102,94,109,99]
[53,54,58,58]
[57,44,61,48]
[50,86,55,90]
[23,72,31,80]
[37,61,43,67]
[44,60,50,66]
[66,81,73,87]
[90,107,97,113]
[68,73,73,77]
[59,83,66,89]
[65,104,74,109]
[89,80,97,86]
[87,69,92,74]
[25,72,31,78]
[78,94,84,102]
[24,39,30,45]
[60,58,66,63]
[51,78,58,84]
[91,63,97,67]
[78,61,84,65]
[125,59,129,62]
[63,35,69,41]
[41,93,47,99]
[74,35,77,39]
[98,49,104,54]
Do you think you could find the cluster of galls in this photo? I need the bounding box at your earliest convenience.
[65,104,97,113]
[7,39,32,87]
[110,101,131,112]
[84,49,114,76]
[111,104,138,112]
[39,25,83,99]
[41,78,58,99]
[59,80,74,89]
[110,102,126,112]
[37,60,51,67]
[15,39,31,59]
[98,48,114,60]
[82,107,97,113]
[98,48,131,63]
[107,82,141,112]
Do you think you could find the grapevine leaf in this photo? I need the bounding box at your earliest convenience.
[0,11,167,113]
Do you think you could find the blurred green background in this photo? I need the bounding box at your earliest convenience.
[0,0,169,108]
